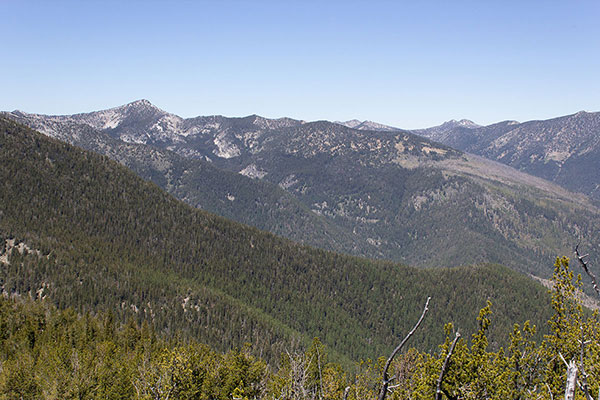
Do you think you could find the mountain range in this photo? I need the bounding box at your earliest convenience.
[413,111,600,201]
[5,101,600,278]
[0,117,554,364]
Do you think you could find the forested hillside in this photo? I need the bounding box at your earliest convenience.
[4,111,367,258]
[0,117,555,364]
[0,258,597,399]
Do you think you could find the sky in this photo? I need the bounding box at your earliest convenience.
[1,0,599,128]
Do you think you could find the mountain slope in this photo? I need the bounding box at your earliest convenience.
[415,111,600,200]
[6,103,600,277]
[5,110,376,258]
[209,120,600,275]
[0,117,555,362]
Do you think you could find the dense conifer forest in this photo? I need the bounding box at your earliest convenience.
[0,258,598,399]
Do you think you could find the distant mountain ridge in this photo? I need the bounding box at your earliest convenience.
[413,111,600,200]
[76,99,306,149]
[336,119,400,131]
[412,119,481,142]
[13,99,306,150]
[5,101,600,278]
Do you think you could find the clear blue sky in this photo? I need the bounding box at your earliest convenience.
[1,0,599,128]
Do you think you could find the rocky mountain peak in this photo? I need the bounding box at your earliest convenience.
[337,119,363,129]
[443,119,480,128]
[117,99,165,115]
[127,99,153,107]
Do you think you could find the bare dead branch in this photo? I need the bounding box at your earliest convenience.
[377,296,430,400]
[559,353,569,369]
[575,243,600,298]
[343,386,350,400]
[435,330,461,400]
[315,345,324,400]
[564,359,578,400]
[578,325,594,400]
[544,382,553,400]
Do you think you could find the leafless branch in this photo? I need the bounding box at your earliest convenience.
[578,325,594,400]
[564,359,578,400]
[435,331,461,400]
[575,243,600,298]
[377,296,430,400]
[316,344,324,400]
[544,382,553,400]
[559,352,569,368]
